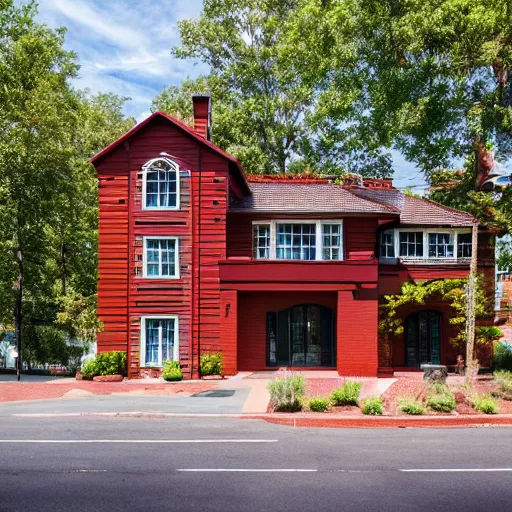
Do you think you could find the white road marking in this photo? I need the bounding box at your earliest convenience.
[177,469,317,472]
[0,439,278,444]
[400,468,512,473]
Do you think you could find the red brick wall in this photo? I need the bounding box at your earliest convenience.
[337,290,378,376]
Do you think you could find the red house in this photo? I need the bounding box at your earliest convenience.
[91,96,494,379]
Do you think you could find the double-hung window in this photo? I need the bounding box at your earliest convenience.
[399,232,423,258]
[457,233,472,258]
[380,230,395,258]
[253,224,271,259]
[429,232,454,258]
[142,157,180,209]
[143,237,179,278]
[141,317,178,367]
[322,223,343,260]
[252,220,343,261]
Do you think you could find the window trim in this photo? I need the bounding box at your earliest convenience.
[379,227,472,263]
[141,157,181,211]
[252,219,344,261]
[140,315,179,368]
[142,236,180,279]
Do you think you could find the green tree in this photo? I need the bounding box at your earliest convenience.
[160,0,392,177]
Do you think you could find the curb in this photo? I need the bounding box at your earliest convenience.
[243,414,512,429]
[9,411,512,428]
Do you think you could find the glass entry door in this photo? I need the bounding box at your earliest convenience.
[405,311,441,367]
[267,304,334,367]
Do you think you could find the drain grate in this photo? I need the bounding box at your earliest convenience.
[192,390,236,398]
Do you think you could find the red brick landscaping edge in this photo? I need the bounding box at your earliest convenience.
[92,375,124,382]
[242,414,512,429]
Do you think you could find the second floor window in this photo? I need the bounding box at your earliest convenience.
[429,232,454,258]
[380,230,395,258]
[143,237,179,278]
[399,232,423,257]
[253,220,343,261]
[142,157,179,209]
[457,233,472,258]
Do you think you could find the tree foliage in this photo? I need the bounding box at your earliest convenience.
[379,277,500,350]
[156,0,393,177]
[0,1,135,367]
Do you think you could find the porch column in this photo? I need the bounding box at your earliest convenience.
[220,290,238,375]
[337,289,378,377]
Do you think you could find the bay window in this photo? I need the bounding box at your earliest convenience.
[252,220,343,261]
[429,232,454,258]
[380,229,472,262]
[380,230,395,258]
[141,316,179,367]
[399,232,424,257]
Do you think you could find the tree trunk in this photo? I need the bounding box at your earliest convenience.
[465,222,478,383]
[14,248,23,382]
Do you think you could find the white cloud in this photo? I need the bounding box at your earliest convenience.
[35,0,207,118]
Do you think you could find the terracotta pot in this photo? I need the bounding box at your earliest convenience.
[92,374,124,382]
[75,370,83,381]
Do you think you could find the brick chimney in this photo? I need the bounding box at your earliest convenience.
[192,95,212,140]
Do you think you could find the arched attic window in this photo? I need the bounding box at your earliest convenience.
[142,157,180,210]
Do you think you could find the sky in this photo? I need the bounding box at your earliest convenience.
[34,0,426,190]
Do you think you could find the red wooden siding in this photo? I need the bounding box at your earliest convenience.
[97,152,130,353]
[96,117,230,378]
[226,213,380,259]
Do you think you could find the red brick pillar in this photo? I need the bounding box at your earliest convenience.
[220,290,238,375]
[337,289,378,376]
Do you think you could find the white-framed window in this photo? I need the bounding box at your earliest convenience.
[429,232,454,258]
[322,223,343,260]
[252,220,343,261]
[140,316,179,367]
[380,230,395,258]
[457,232,472,258]
[399,231,424,257]
[142,157,180,210]
[380,228,472,262]
[253,223,271,259]
[143,237,179,279]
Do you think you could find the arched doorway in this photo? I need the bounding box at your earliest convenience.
[405,311,442,367]
[267,304,335,367]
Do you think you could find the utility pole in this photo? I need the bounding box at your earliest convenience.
[465,220,479,382]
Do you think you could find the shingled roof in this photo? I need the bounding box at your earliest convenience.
[230,182,477,226]
[229,183,399,214]
[349,188,476,227]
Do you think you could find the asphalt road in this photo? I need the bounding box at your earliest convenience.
[1,416,512,512]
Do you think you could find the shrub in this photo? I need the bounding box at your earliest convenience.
[162,360,183,382]
[472,395,499,414]
[361,396,383,415]
[330,381,361,406]
[95,351,127,376]
[80,351,127,379]
[200,352,223,376]
[399,397,424,415]
[309,397,330,412]
[493,342,512,372]
[80,358,98,380]
[267,375,305,412]
[495,370,512,394]
[427,383,457,412]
